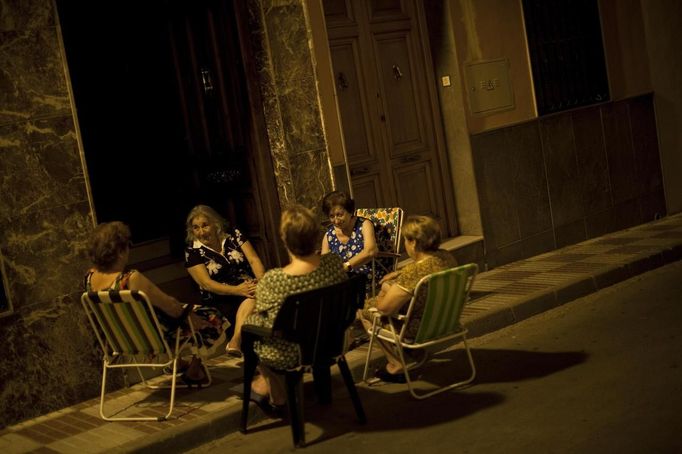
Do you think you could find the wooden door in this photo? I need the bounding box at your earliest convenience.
[167,0,281,266]
[324,0,457,236]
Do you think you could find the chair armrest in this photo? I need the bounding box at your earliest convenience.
[375,251,401,258]
[368,306,404,320]
[242,324,273,339]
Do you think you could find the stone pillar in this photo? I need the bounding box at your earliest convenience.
[245,0,334,210]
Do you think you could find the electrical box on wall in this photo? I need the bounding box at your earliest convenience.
[464,58,514,115]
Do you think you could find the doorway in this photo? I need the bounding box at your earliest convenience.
[324,0,458,236]
[56,0,280,265]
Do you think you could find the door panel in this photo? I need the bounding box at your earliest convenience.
[329,39,377,165]
[325,0,457,235]
[393,161,440,220]
[373,30,426,155]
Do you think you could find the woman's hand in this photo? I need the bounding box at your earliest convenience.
[379,270,400,284]
[232,280,257,298]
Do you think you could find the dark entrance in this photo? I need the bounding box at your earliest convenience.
[56,0,280,264]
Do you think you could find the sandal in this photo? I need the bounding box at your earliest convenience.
[226,346,243,358]
[248,390,284,418]
[374,367,407,384]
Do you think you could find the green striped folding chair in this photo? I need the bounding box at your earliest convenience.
[362,263,478,399]
[81,290,207,421]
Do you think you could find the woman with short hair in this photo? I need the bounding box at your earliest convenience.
[321,190,378,276]
[360,215,457,383]
[84,221,227,386]
[246,204,347,412]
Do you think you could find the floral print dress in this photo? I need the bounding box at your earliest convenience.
[184,227,255,324]
[325,216,376,279]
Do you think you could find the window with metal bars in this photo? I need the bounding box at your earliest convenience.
[522,0,609,115]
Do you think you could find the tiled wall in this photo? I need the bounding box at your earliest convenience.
[472,94,665,268]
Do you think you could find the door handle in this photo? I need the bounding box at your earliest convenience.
[400,154,420,164]
[350,167,369,176]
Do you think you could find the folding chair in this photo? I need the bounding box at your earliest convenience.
[362,263,478,399]
[81,290,210,421]
[355,207,404,296]
[240,274,367,448]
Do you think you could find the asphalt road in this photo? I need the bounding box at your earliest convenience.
[188,260,682,454]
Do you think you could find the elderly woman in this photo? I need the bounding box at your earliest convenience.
[184,205,266,357]
[360,215,457,383]
[321,190,377,277]
[246,204,347,412]
[84,221,227,386]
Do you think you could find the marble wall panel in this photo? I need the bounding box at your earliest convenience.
[0,0,55,31]
[638,188,666,222]
[602,101,637,203]
[0,117,87,221]
[246,0,332,209]
[279,81,326,153]
[489,229,555,268]
[507,122,552,238]
[472,129,521,249]
[0,202,92,311]
[555,219,587,248]
[572,106,612,215]
[288,148,334,209]
[0,26,70,125]
[539,114,585,227]
[628,94,664,196]
[0,292,102,428]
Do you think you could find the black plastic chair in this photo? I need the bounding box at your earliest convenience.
[240,274,368,448]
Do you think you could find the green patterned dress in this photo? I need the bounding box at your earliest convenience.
[246,253,347,369]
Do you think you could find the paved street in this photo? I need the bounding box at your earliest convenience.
[189,260,682,454]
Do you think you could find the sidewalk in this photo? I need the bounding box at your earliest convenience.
[2,213,681,454]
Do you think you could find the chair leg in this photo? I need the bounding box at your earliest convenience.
[362,316,380,382]
[407,337,476,400]
[241,344,259,433]
[337,356,367,424]
[99,361,171,422]
[285,371,306,447]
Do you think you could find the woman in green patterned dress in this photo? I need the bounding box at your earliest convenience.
[246,205,347,409]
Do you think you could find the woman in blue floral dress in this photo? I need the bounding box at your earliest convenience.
[321,191,378,280]
[184,205,266,356]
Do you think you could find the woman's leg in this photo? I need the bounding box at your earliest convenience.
[227,297,255,352]
[359,312,404,373]
[251,366,286,406]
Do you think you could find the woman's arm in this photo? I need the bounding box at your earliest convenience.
[321,231,330,254]
[374,282,411,315]
[129,272,211,328]
[242,240,265,279]
[186,264,257,298]
[345,218,378,269]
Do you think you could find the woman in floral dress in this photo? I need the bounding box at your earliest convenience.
[321,190,378,278]
[184,205,266,357]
